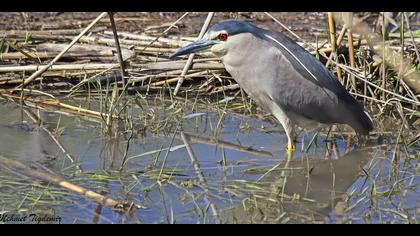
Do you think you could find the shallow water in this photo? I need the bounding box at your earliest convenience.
[0,99,418,224]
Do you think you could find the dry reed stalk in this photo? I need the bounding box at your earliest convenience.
[399,14,405,94]
[0,51,114,60]
[348,29,357,88]
[36,16,152,28]
[381,12,387,101]
[0,27,107,36]
[0,63,119,73]
[325,25,347,68]
[36,42,134,59]
[131,57,219,66]
[22,101,105,123]
[327,12,343,83]
[102,31,191,47]
[1,93,119,119]
[209,84,240,94]
[147,70,218,87]
[173,12,215,96]
[40,35,164,49]
[0,71,135,86]
[0,154,121,209]
[108,12,127,88]
[133,46,176,53]
[128,69,200,84]
[131,61,224,71]
[9,34,184,50]
[76,34,185,49]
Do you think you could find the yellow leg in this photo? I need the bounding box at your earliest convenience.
[283,127,296,155]
[285,124,296,154]
[287,142,296,152]
[286,139,296,156]
[270,103,296,154]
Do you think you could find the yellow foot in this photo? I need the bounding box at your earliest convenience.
[286,143,296,154]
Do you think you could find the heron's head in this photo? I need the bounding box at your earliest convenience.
[170,20,263,60]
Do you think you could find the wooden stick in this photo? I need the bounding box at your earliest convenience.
[14,12,108,90]
[173,12,215,96]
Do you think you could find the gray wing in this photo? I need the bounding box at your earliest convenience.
[261,30,372,134]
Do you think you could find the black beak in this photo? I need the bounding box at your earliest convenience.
[169,39,216,59]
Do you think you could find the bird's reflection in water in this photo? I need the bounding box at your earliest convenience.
[229,143,379,223]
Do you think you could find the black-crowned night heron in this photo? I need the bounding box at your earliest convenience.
[170,20,373,152]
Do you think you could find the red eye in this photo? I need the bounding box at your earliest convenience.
[217,33,228,41]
